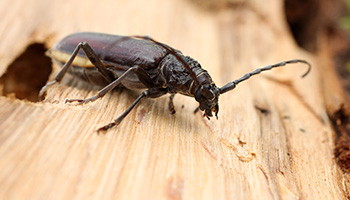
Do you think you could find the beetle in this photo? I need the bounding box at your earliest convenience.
[40,32,311,132]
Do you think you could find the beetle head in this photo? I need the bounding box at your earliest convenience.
[194,84,220,119]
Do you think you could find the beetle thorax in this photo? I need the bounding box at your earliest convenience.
[160,54,220,118]
[160,55,206,94]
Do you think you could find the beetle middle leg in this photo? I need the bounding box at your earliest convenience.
[65,66,140,104]
[97,87,168,132]
[168,94,176,114]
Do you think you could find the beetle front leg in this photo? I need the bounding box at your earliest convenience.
[97,87,168,133]
[193,106,200,114]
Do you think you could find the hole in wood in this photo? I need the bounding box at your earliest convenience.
[0,43,52,102]
[284,0,348,53]
[284,0,320,52]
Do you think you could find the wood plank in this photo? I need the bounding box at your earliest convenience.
[0,0,348,199]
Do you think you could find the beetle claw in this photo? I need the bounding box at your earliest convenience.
[39,80,58,100]
[96,122,117,133]
[65,98,85,104]
[65,95,99,105]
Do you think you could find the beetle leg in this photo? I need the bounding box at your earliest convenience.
[65,66,139,105]
[39,80,59,98]
[39,41,114,98]
[133,66,155,88]
[193,106,200,114]
[168,94,176,114]
[97,88,168,133]
[79,42,115,82]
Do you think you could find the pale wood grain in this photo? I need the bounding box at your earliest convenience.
[0,0,348,199]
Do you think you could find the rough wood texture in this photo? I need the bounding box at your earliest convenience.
[0,0,349,199]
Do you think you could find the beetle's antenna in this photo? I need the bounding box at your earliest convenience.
[219,59,311,94]
[133,36,200,85]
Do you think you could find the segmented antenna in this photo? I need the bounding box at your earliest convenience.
[219,59,311,94]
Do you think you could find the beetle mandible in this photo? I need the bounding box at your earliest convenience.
[40,32,311,132]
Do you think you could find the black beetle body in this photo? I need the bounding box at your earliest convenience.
[41,32,311,132]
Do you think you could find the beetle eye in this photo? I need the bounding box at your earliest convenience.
[199,86,212,99]
[195,90,205,102]
[199,85,219,101]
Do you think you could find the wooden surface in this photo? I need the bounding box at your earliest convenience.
[0,0,349,199]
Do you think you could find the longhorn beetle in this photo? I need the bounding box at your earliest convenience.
[40,32,311,132]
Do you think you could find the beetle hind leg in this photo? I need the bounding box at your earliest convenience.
[39,80,58,98]
[40,41,115,100]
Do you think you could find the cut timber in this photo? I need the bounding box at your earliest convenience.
[0,0,349,200]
